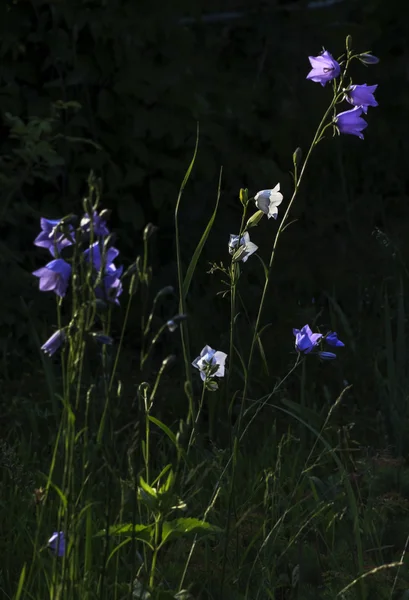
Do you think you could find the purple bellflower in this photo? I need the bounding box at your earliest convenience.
[318,351,337,360]
[96,265,123,305]
[33,259,72,297]
[334,106,368,139]
[81,211,110,237]
[192,345,227,382]
[293,325,322,354]
[34,218,74,257]
[48,531,65,557]
[325,332,345,347]
[306,50,341,86]
[345,84,378,113]
[84,242,119,271]
[41,329,66,356]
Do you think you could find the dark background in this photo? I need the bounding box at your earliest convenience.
[1,0,409,451]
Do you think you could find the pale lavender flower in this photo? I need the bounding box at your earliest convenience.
[345,84,378,113]
[33,259,72,297]
[293,325,322,354]
[255,184,283,220]
[34,218,74,257]
[41,330,65,356]
[334,106,368,139]
[306,50,341,86]
[228,232,258,263]
[48,531,65,557]
[192,345,227,381]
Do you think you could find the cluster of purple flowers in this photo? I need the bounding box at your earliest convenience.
[32,210,123,356]
[293,324,344,360]
[307,49,379,139]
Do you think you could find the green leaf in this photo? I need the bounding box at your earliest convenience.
[182,166,222,300]
[148,416,178,448]
[160,518,222,546]
[95,523,154,548]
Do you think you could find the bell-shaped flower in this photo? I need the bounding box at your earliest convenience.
[254,184,283,220]
[228,232,258,263]
[48,531,65,557]
[345,84,378,113]
[81,210,110,237]
[293,325,322,354]
[84,242,119,272]
[306,50,341,86]
[192,345,227,382]
[325,332,345,347]
[96,264,123,305]
[41,329,66,356]
[33,258,72,297]
[34,218,74,257]
[334,106,368,139]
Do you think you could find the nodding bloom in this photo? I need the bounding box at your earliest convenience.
[306,50,341,86]
[318,351,337,360]
[167,314,187,332]
[255,184,283,220]
[345,84,378,113]
[228,232,258,263]
[41,329,65,356]
[334,106,368,139]
[33,258,72,298]
[325,332,345,347]
[192,345,227,382]
[83,242,119,272]
[293,325,322,354]
[81,211,110,237]
[48,531,65,557]
[34,218,74,257]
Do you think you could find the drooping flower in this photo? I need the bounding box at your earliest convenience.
[228,232,258,263]
[167,314,187,332]
[41,329,66,356]
[293,325,322,354]
[95,265,124,305]
[325,332,345,347]
[33,259,72,297]
[34,218,74,257]
[306,50,341,86]
[192,345,227,381]
[48,531,65,557]
[254,184,283,220]
[81,211,110,237]
[334,106,368,139]
[345,84,378,113]
[358,53,379,65]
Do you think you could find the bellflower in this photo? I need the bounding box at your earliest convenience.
[306,50,341,86]
[167,314,187,332]
[334,106,368,139]
[84,242,119,272]
[33,259,72,297]
[293,325,322,354]
[192,345,227,382]
[48,531,65,557]
[41,329,66,356]
[228,232,258,263]
[254,184,283,220]
[96,265,123,305]
[34,218,74,257]
[345,84,378,113]
[325,332,345,347]
[81,210,110,236]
